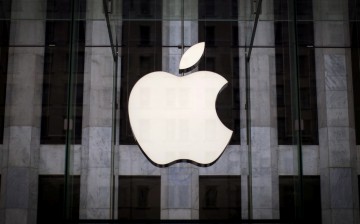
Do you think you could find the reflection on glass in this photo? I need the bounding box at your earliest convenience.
[41,0,85,144]
[118,176,160,220]
[120,0,162,144]
[349,0,360,145]
[199,0,240,144]
[279,176,321,223]
[358,176,360,207]
[37,175,80,223]
[0,0,11,144]
[199,176,241,220]
[198,0,238,20]
[123,0,162,20]
[274,0,318,145]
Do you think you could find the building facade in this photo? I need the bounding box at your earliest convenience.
[0,0,360,223]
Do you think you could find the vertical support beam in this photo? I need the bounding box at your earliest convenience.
[247,0,279,219]
[314,0,360,223]
[79,0,114,219]
[109,1,122,219]
[238,0,251,219]
[161,0,199,219]
[0,0,46,223]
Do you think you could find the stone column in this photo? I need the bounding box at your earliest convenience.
[248,1,279,219]
[161,164,199,219]
[161,0,199,219]
[79,0,114,219]
[0,0,46,223]
[314,0,360,223]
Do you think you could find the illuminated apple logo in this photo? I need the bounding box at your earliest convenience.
[128,42,233,166]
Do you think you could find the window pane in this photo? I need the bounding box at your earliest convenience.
[198,0,240,144]
[279,176,321,222]
[274,0,318,145]
[120,0,162,144]
[199,176,241,220]
[118,176,161,220]
[37,175,80,223]
[198,0,238,20]
[349,2,360,145]
[40,0,85,144]
[0,0,11,144]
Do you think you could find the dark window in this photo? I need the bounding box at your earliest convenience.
[349,0,360,145]
[120,0,162,144]
[199,0,240,144]
[0,0,11,144]
[139,25,151,46]
[46,0,87,19]
[199,176,241,220]
[123,0,161,19]
[199,0,238,20]
[118,176,161,220]
[37,175,80,223]
[274,0,318,145]
[205,26,215,47]
[279,176,321,223]
[204,0,215,17]
[232,25,239,47]
[41,0,85,144]
[359,176,360,210]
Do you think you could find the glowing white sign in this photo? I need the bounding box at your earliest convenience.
[128,42,233,166]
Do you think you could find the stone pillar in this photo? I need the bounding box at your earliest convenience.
[161,0,199,219]
[79,0,114,219]
[248,1,279,219]
[314,0,360,223]
[161,164,199,219]
[0,0,46,223]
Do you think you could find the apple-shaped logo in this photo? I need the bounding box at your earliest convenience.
[128,42,233,166]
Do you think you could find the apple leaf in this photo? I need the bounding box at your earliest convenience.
[179,42,205,70]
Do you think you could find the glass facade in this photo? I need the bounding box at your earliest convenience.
[199,176,241,220]
[119,0,162,144]
[274,0,318,145]
[118,176,161,220]
[0,0,359,223]
[0,0,11,144]
[37,175,80,223]
[41,0,85,144]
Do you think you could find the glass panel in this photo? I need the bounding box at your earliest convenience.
[106,0,250,221]
[198,0,240,144]
[62,0,86,221]
[1,0,115,223]
[359,175,360,207]
[274,0,318,146]
[279,176,321,223]
[0,0,11,144]
[350,0,360,145]
[199,176,241,220]
[37,175,80,223]
[119,0,162,144]
[40,15,85,144]
[118,176,161,220]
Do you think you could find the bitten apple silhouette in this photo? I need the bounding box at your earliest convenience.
[128,42,233,166]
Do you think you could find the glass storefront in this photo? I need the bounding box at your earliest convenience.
[0,0,360,223]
